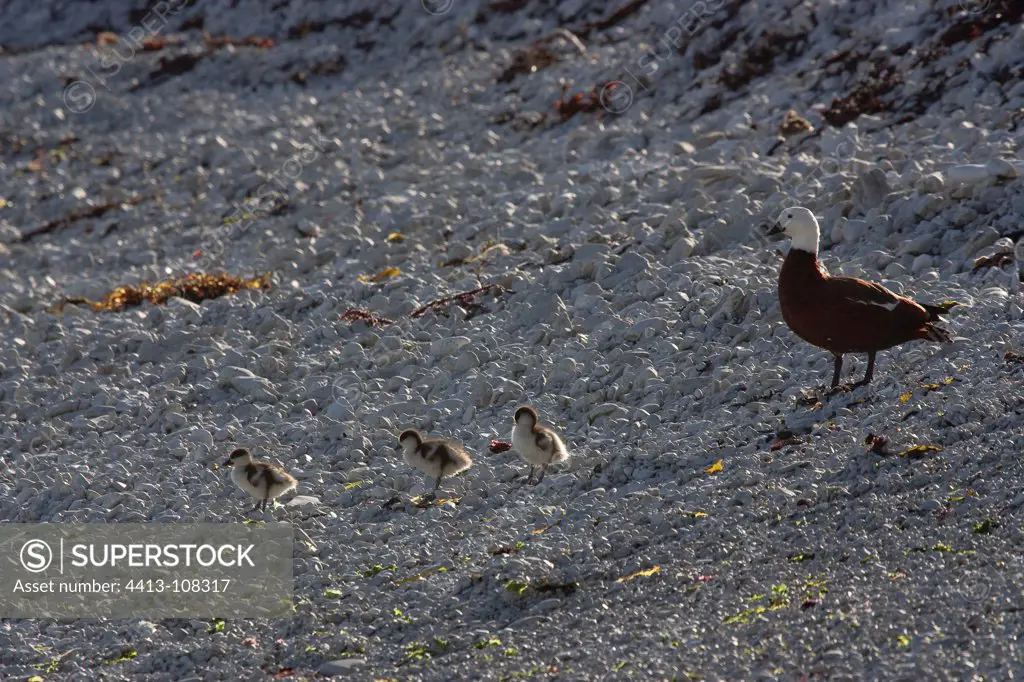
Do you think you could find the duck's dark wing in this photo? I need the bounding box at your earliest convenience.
[822,275,935,348]
[828,276,928,318]
[420,440,456,467]
[245,463,270,491]
[779,248,951,353]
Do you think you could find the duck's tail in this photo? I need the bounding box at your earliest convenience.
[920,323,954,344]
[920,300,959,321]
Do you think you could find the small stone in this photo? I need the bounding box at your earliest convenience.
[286,495,320,507]
[911,254,933,275]
[915,172,944,193]
[137,341,165,364]
[843,219,868,244]
[884,262,906,278]
[669,232,698,259]
[946,164,990,186]
[241,374,277,396]
[430,336,472,358]
[296,219,321,237]
[186,429,214,447]
[319,659,367,675]
[852,168,889,212]
[588,403,628,422]
[445,243,474,262]
[899,233,937,256]
[986,158,1017,180]
[964,226,1002,256]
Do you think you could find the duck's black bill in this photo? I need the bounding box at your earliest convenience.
[222,458,233,466]
[766,221,784,236]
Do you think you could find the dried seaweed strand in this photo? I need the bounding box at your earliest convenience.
[410,284,502,319]
[51,272,272,313]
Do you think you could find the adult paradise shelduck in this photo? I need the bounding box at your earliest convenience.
[766,207,955,391]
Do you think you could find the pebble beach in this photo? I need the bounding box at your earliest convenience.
[1,0,1023,679]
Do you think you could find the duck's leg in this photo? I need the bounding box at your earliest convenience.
[830,353,844,389]
[250,500,263,513]
[852,351,875,387]
[821,354,850,396]
[433,475,442,494]
[534,465,547,485]
[526,465,535,484]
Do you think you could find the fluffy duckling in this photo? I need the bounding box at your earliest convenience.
[223,447,298,513]
[397,429,473,496]
[511,405,568,484]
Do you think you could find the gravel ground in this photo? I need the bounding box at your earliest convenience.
[2,0,1024,680]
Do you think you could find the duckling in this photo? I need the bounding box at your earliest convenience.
[511,405,568,484]
[222,447,298,513]
[397,429,472,497]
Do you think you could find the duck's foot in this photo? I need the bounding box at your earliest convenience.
[828,378,875,397]
[824,384,852,398]
[415,492,437,507]
[796,388,823,406]
[797,383,857,406]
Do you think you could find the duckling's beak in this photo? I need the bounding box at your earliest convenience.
[394,443,403,452]
[766,221,784,236]
[222,458,233,467]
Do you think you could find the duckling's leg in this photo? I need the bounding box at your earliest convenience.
[250,500,262,513]
[534,465,547,485]
[416,477,440,505]
[526,466,535,484]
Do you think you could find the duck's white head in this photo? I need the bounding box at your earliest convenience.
[768,206,820,255]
